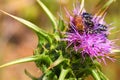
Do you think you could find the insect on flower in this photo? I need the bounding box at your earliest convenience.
[64,0,117,63]
[97,24,107,31]
[72,15,85,32]
[82,12,94,28]
[93,24,108,36]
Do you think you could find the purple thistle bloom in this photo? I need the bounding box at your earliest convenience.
[64,1,115,62]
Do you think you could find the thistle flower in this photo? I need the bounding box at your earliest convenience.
[0,0,119,80]
[64,0,115,62]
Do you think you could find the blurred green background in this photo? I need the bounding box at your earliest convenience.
[0,0,120,80]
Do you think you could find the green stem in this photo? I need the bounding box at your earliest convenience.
[91,69,101,80]
[46,53,68,73]
[98,70,109,80]
[58,68,70,80]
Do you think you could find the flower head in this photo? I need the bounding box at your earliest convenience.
[64,1,115,62]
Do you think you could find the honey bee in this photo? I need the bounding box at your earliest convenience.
[82,12,94,28]
[97,24,107,31]
[93,24,107,34]
[72,15,85,31]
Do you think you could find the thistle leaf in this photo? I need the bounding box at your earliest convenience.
[36,0,57,31]
[25,69,38,80]
[102,0,115,9]
[97,69,109,80]
[0,10,52,44]
[96,0,115,16]
[58,68,71,80]
[111,50,120,53]
[47,55,66,71]
[0,56,39,68]
[58,19,65,31]
[91,69,101,80]
[79,0,84,14]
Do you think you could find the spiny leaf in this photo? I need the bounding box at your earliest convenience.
[0,10,52,44]
[36,0,57,31]
[96,0,115,16]
[0,56,39,68]
[47,55,66,71]
[102,0,115,9]
[93,0,105,14]
[97,69,109,80]
[58,19,65,31]
[79,0,85,14]
[112,49,120,53]
[25,69,38,80]
[91,69,101,80]
[58,67,71,80]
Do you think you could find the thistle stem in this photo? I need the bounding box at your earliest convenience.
[58,68,70,80]
[91,69,101,80]
[98,70,109,80]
